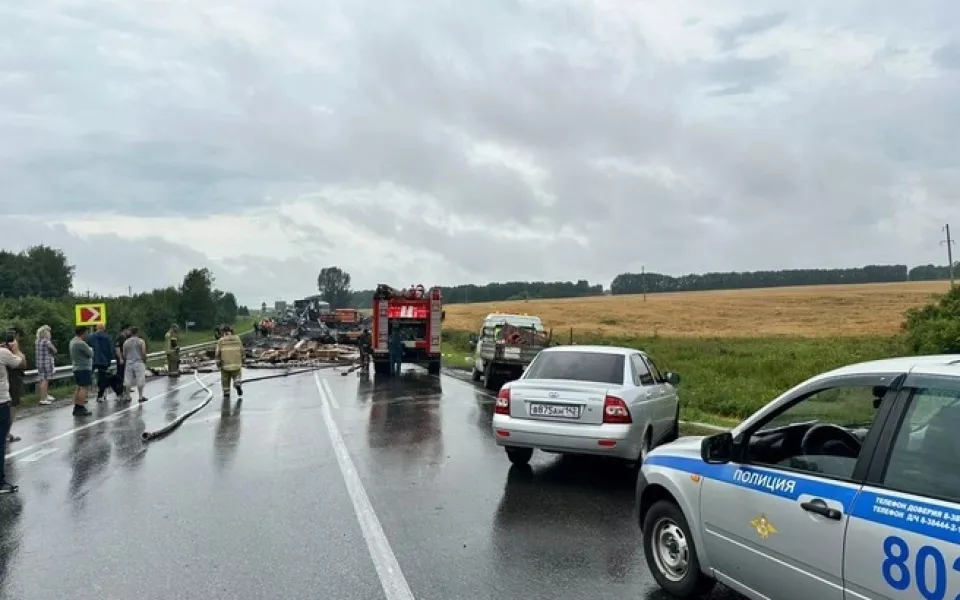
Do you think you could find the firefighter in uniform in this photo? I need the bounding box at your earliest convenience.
[357,328,372,374]
[164,324,180,377]
[215,324,244,398]
[389,329,404,376]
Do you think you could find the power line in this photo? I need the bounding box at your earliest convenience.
[942,224,955,288]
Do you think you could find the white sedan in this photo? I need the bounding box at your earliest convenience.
[491,345,681,466]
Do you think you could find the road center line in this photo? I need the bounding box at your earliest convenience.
[313,372,414,600]
[7,373,219,459]
[321,379,339,409]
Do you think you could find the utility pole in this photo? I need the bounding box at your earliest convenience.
[642,265,646,302]
[943,224,955,287]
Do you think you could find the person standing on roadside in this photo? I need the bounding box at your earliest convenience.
[88,324,113,402]
[215,324,244,398]
[122,326,148,402]
[164,324,180,378]
[0,334,27,494]
[34,325,57,406]
[4,328,25,445]
[113,324,131,400]
[69,327,93,417]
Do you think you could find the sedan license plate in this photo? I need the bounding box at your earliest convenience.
[529,402,580,418]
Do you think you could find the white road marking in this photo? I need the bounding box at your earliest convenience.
[313,372,415,600]
[17,447,59,463]
[321,378,339,409]
[7,373,219,459]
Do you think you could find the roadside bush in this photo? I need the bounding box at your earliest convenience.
[902,285,960,354]
[0,297,74,366]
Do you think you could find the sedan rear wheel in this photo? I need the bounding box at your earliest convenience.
[642,500,715,598]
[505,446,533,466]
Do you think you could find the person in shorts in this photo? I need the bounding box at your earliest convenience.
[122,327,148,402]
[69,326,93,417]
[113,324,131,400]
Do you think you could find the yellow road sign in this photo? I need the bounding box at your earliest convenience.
[75,303,107,326]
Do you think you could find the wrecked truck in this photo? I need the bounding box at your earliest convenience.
[469,313,551,390]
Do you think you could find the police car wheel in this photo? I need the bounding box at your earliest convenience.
[642,500,714,598]
[505,446,533,466]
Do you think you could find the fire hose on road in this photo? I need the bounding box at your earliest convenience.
[141,371,214,442]
[141,364,339,442]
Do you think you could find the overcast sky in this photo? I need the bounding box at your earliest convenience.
[2,1,959,306]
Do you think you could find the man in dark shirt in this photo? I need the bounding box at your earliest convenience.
[88,324,114,401]
[113,324,131,399]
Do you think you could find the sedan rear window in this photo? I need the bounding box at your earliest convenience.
[524,351,625,385]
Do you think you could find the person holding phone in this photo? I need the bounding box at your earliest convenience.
[0,332,27,494]
[4,328,25,444]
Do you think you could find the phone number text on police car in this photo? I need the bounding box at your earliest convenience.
[873,496,960,533]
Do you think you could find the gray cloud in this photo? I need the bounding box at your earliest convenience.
[715,12,789,51]
[1,0,959,305]
[933,41,960,69]
[699,55,786,95]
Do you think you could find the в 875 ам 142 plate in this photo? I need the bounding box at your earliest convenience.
[528,402,581,418]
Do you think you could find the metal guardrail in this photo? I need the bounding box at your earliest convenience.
[21,330,254,385]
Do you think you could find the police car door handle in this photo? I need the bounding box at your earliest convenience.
[800,499,842,520]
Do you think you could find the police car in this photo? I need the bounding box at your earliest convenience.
[636,354,960,600]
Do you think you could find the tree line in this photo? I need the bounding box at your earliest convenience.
[313,272,603,309]
[0,246,249,367]
[610,263,959,295]
[304,262,957,310]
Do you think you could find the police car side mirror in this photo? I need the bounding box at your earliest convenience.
[701,432,733,464]
[468,334,478,348]
[664,371,680,385]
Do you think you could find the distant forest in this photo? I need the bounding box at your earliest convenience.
[341,262,958,308]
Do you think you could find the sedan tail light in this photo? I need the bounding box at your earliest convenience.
[495,387,511,415]
[603,395,632,424]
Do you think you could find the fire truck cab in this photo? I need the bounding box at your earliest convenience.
[371,283,444,376]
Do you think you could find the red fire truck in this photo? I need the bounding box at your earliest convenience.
[371,283,444,375]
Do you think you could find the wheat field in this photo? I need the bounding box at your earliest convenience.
[442,281,952,338]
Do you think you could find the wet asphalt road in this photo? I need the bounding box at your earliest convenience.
[0,367,744,600]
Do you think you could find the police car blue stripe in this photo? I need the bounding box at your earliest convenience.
[646,455,960,546]
[645,455,860,509]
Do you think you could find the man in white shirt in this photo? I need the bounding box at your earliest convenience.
[0,335,27,494]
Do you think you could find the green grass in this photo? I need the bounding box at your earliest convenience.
[13,318,255,410]
[440,329,909,423]
[442,350,474,370]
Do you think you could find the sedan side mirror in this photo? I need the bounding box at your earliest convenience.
[468,334,478,349]
[701,432,734,464]
[664,371,680,385]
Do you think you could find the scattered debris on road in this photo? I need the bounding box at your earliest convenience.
[146,332,359,376]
